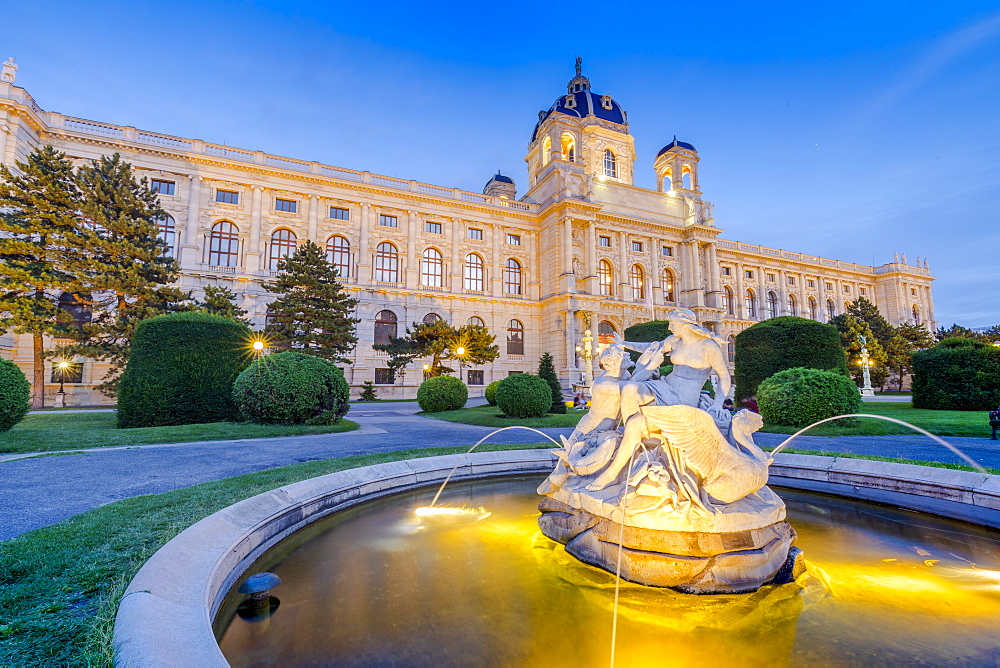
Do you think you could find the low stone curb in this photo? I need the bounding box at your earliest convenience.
[113,450,1000,667]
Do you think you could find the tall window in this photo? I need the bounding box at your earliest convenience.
[629,264,645,300]
[468,316,485,327]
[464,253,485,291]
[268,229,297,270]
[826,299,837,320]
[723,286,734,315]
[423,313,442,324]
[507,319,524,355]
[326,235,350,278]
[421,248,444,287]
[745,289,757,319]
[598,260,613,296]
[603,149,618,178]
[208,221,240,267]
[912,305,921,324]
[504,258,522,295]
[597,320,616,344]
[375,242,399,282]
[542,137,552,165]
[767,291,778,319]
[662,269,675,302]
[561,133,576,162]
[58,292,92,328]
[374,310,397,346]
[787,294,798,317]
[808,297,818,321]
[727,336,736,364]
[154,214,175,257]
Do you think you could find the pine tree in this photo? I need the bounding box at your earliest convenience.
[198,285,250,324]
[0,145,90,408]
[375,320,499,378]
[358,380,379,401]
[264,241,360,362]
[538,352,567,414]
[829,313,888,387]
[58,153,188,396]
[888,322,936,391]
[935,323,989,342]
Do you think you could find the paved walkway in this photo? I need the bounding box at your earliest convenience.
[2,399,996,541]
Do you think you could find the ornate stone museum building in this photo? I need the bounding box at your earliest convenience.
[0,60,936,403]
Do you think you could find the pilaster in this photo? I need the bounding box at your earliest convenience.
[246,185,264,272]
[180,175,203,270]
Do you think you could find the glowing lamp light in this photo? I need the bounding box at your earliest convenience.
[455,347,465,355]
[423,364,430,371]
[57,361,70,369]
[252,341,265,351]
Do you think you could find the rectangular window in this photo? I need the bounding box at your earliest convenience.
[745,270,754,279]
[598,235,611,247]
[379,214,398,228]
[911,288,918,296]
[51,362,84,384]
[860,287,867,296]
[468,228,483,240]
[766,273,776,282]
[216,189,239,205]
[825,282,833,290]
[467,370,484,386]
[843,285,851,293]
[506,233,521,246]
[807,279,815,288]
[508,370,524,376]
[329,206,350,220]
[661,246,673,257]
[425,221,442,234]
[374,368,395,385]
[150,179,175,195]
[787,276,796,285]
[275,198,297,213]
[721,266,731,276]
[631,241,643,252]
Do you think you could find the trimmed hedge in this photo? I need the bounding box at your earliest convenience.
[623,321,672,363]
[484,380,501,406]
[912,338,1000,410]
[117,312,251,428]
[417,375,468,413]
[496,373,551,418]
[735,316,848,401]
[233,352,350,424]
[757,367,862,428]
[0,358,30,432]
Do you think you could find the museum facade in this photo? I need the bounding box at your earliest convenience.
[0,62,936,403]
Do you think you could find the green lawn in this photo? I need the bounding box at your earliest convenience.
[0,412,360,455]
[421,404,585,428]
[758,402,988,438]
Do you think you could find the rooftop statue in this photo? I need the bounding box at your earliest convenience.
[1,57,17,84]
[538,308,803,593]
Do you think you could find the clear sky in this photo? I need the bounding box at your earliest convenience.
[3,1,998,327]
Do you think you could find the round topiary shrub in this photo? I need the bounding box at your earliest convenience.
[735,316,849,402]
[757,367,862,428]
[233,351,350,424]
[417,375,468,413]
[496,373,551,419]
[484,380,501,406]
[912,338,1000,410]
[0,358,30,432]
[117,312,251,428]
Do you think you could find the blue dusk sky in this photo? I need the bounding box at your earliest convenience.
[2,1,998,327]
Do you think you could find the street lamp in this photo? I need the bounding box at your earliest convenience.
[454,347,466,380]
[858,335,875,397]
[576,329,594,389]
[55,360,70,408]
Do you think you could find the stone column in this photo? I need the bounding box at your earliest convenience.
[181,175,203,270]
[585,221,597,295]
[491,222,501,295]
[925,285,936,329]
[563,217,574,293]
[691,241,704,307]
[618,230,628,299]
[706,242,720,306]
[358,203,371,285]
[735,261,745,320]
[247,186,264,272]
[450,216,462,292]
[405,210,418,288]
[307,195,319,242]
[777,270,787,315]
[648,235,659,307]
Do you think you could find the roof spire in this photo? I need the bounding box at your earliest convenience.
[575,56,582,77]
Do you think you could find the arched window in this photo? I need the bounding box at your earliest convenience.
[326,235,350,278]
[208,221,240,267]
[503,258,523,295]
[154,214,175,257]
[268,228,297,271]
[787,294,798,317]
[629,264,645,300]
[467,316,485,328]
[597,320,616,344]
[561,133,576,162]
[766,291,778,319]
[662,268,676,302]
[912,304,922,325]
[58,292,92,328]
[723,286,734,315]
[374,310,397,346]
[603,149,618,178]
[826,299,837,320]
[682,165,692,190]
[808,297,818,321]
[542,137,552,166]
[423,313,442,324]
[507,319,524,355]
[598,260,614,297]
[464,253,485,291]
[421,248,443,287]
[374,242,399,283]
[745,289,757,319]
[727,336,736,364]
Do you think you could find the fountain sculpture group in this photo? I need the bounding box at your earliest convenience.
[538,308,803,593]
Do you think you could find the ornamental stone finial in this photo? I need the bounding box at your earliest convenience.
[1,57,17,84]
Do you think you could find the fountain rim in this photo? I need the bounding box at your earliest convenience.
[113,449,1000,668]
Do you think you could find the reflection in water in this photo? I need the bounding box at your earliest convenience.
[216,478,1000,667]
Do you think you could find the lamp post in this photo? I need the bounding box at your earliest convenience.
[455,346,466,381]
[859,335,875,397]
[575,329,594,390]
[55,360,70,408]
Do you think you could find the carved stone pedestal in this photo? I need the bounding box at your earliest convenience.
[538,498,803,594]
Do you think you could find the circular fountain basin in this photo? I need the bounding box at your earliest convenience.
[114,451,1000,666]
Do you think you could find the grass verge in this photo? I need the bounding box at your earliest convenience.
[0,412,361,455]
[419,404,584,428]
[758,402,988,438]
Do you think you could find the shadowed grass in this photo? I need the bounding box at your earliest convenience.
[758,402,988,438]
[419,404,584,428]
[0,412,361,455]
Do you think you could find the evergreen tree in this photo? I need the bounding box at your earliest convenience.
[358,380,379,401]
[935,323,990,342]
[264,241,360,362]
[59,153,188,396]
[537,352,567,414]
[198,285,250,324]
[375,320,499,378]
[887,322,936,391]
[0,145,90,408]
[829,313,888,387]
[847,297,894,345]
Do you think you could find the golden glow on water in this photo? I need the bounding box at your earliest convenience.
[217,479,1000,667]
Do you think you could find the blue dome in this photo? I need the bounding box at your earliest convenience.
[485,172,514,187]
[657,138,697,156]
[531,90,628,141]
